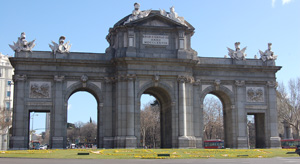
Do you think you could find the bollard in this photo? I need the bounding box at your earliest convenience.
[157,154,170,157]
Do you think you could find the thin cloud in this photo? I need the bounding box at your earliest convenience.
[272,0,276,7]
[282,0,293,5]
[272,0,294,7]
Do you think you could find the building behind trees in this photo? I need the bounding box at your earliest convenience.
[0,53,14,150]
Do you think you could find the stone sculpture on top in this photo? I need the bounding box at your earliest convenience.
[259,43,277,62]
[227,42,247,60]
[124,3,151,24]
[49,36,71,54]
[160,6,186,25]
[9,32,36,52]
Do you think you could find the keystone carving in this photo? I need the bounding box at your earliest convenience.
[81,75,88,87]
[153,74,160,82]
[214,79,221,90]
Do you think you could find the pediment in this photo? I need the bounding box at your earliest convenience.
[130,14,193,29]
[114,10,194,30]
[140,19,173,27]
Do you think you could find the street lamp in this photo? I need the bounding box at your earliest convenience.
[31,112,38,133]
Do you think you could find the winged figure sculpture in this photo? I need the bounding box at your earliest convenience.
[9,32,35,52]
[49,36,71,54]
[227,42,247,60]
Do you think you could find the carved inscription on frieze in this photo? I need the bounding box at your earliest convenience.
[246,87,264,102]
[30,82,51,98]
[142,35,169,45]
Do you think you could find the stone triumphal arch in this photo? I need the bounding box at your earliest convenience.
[9,4,281,149]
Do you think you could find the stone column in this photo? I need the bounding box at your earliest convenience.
[51,75,66,149]
[10,75,27,150]
[235,80,248,149]
[178,76,189,148]
[178,77,187,137]
[267,81,281,148]
[114,75,125,148]
[103,77,114,148]
[125,74,137,148]
[193,80,203,148]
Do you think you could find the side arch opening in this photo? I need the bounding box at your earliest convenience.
[200,88,234,148]
[139,86,173,148]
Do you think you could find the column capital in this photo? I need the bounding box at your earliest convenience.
[54,75,65,82]
[266,81,277,88]
[126,74,136,81]
[104,77,117,83]
[177,75,194,83]
[117,74,136,82]
[235,80,245,87]
[13,74,27,82]
[193,79,201,86]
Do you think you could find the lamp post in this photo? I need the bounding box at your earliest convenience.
[31,112,38,133]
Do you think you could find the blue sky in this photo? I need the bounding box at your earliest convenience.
[1,0,299,134]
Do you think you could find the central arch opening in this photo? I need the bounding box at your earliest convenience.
[139,87,172,148]
[67,91,98,149]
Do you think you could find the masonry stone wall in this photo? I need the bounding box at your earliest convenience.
[9,10,281,149]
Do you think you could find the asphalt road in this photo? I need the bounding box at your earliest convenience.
[0,157,300,164]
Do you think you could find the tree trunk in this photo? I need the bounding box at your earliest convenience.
[142,129,146,147]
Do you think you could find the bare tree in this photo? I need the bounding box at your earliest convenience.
[277,78,300,139]
[203,95,223,140]
[0,106,12,132]
[67,127,78,144]
[67,121,97,147]
[140,101,160,148]
[81,122,97,144]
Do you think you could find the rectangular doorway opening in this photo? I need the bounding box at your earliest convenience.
[247,113,266,148]
[29,111,50,149]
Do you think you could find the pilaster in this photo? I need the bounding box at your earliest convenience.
[193,80,202,148]
[267,81,281,148]
[125,74,137,148]
[10,74,27,149]
[177,75,196,148]
[103,77,115,148]
[51,75,66,149]
[235,80,248,149]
